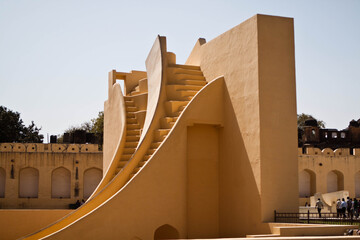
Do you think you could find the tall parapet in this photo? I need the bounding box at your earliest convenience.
[23,14,300,239]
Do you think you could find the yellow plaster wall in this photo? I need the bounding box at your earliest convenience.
[299,148,360,198]
[257,15,299,221]
[0,143,102,209]
[187,124,220,238]
[187,14,298,236]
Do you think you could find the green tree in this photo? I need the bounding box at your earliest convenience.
[0,106,43,143]
[90,111,104,145]
[297,113,325,129]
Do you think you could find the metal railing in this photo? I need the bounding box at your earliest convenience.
[274,210,360,226]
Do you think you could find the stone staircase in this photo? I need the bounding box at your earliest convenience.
[113,97,141,176]
[129,78,148,96]
[128,63,207,179]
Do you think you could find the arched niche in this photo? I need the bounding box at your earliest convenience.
[327,170,344,193]
[154,224,179,240]
[83,168,102,199]
[52,167,71,198]
[0,168,5,198]
[19,167,39,198]
[299,169,316,197]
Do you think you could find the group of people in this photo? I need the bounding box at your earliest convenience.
[313,197,359,219]
[336,197,359,219]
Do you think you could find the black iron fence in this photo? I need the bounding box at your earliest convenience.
[274,210,360,226]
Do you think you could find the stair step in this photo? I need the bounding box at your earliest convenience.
[127,113,135,118]
[168,64,201,71]
[143,154,151,161]
[126,118,138,124]
[114,167,122,175]
[167,67,203,76]
[172,73,205,81]
[117,160,128,168]
[123,148,135,154]
[174,79,206,86]
[127,130,141,136]
[120,154,132,161]
[125,100,135,106]
[154,129,170,141]
[130,91,142,96]
[125,142,138,148]
[165,101,188,114]
[126,106,138,112]
[151,142,162,149]
[166,111,182,117]
[160,119,175,129]
[127,124,140,130]
[167,84,203,91]
[126,135,140,142]
[138,161,146,167]
[178,90,197,97]
[166,85,200,101]
[133,167,141,174]
[124,96,133,100]
[160,117,177,129]
[178,105,186,111]
[147,148,157,155]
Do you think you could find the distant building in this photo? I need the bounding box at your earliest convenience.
[0,143,102,209]
[299,118,360,151]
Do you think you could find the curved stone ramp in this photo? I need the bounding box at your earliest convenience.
[23,76,224,240]
[21,36,215,239]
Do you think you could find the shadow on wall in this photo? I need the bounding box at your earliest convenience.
[219,85,264,236]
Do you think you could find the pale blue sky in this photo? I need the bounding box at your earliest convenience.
[0,0,359,141]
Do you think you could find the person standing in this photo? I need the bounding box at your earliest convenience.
[347,197,353,219]
[354,198,359,219]
[315,198,324,218]
[340,198,347,218]
[336,199,341,218]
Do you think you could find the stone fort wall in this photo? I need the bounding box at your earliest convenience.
[299,147,360,202]
[0,143,102,209]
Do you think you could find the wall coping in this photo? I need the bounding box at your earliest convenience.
[298,147,360,156]
[0,143,101,153]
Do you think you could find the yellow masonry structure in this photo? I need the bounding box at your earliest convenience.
[3,14,356,240]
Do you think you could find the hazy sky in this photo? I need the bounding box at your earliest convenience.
[0,0,359,141]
